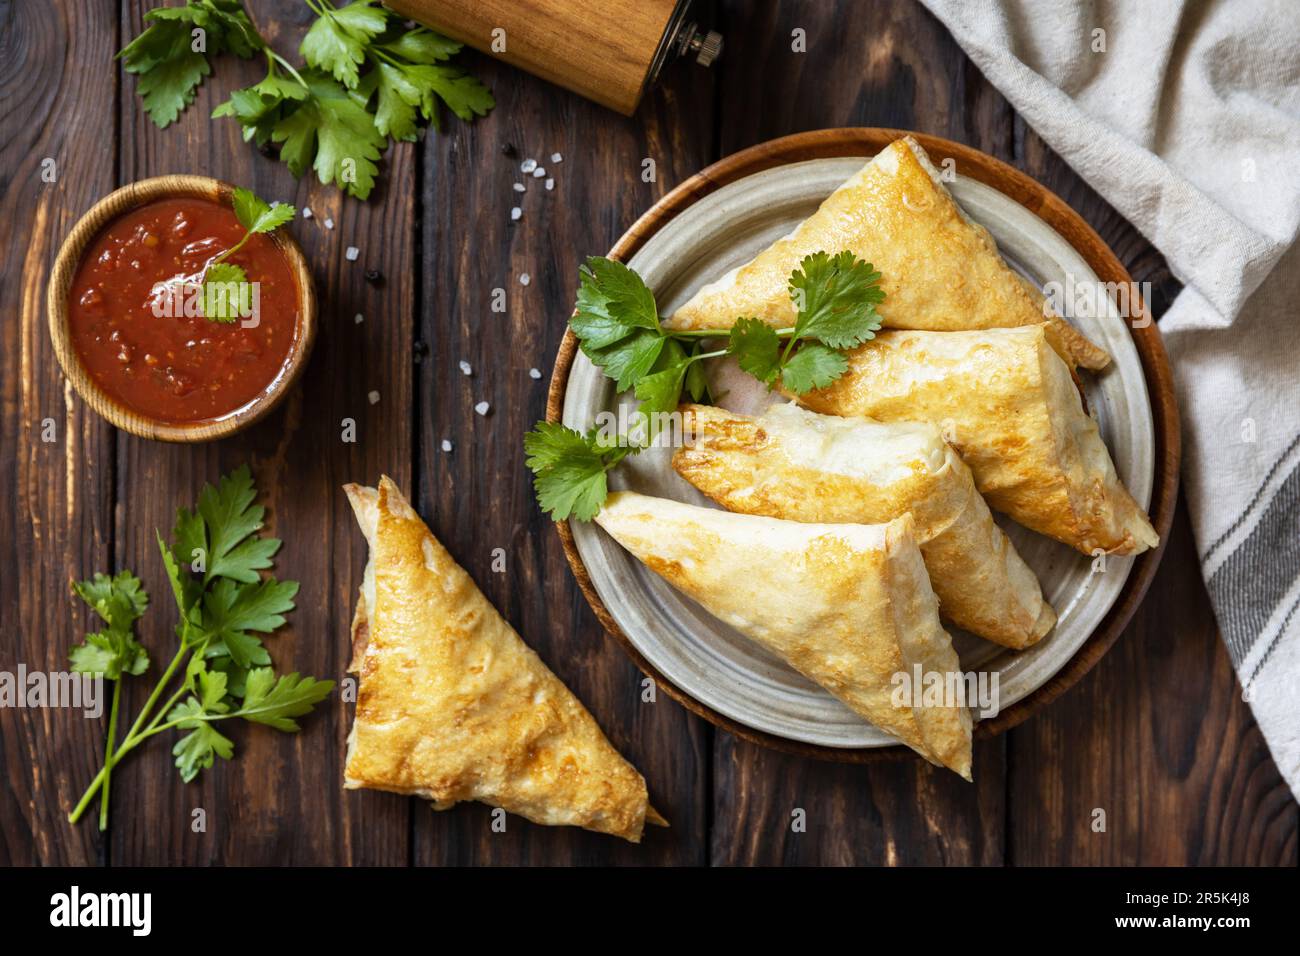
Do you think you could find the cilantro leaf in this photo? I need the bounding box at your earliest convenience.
[372,62,423,141]
[524,424,625,522]
[73,571,149,629]
[272,74,385,198]
[573,257,660,341]
[169,678,235,784]
[195,577,298,668]
[582,330,666,393]
[379,29,461,64]
[230,186,295,234]
[201,262,248,323]
[779,343,850,394]
[69,572,151,680]
[300,0,388,90]
[118,0,263,128]
[235,669,334,731]
[727,317,783,386]
[788,251,885,348]
[684,350,712,403]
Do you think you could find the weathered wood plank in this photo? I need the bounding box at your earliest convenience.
[107,0,411,864]
[1007,501,1300,865]
[411,49,715,864]
[0,0,118,867]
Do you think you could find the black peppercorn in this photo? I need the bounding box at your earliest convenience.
[364,269,383,285]
[501,142,517,158]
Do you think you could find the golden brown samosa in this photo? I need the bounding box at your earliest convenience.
[672,402,1054,648]
[665,136,1109,371]
[795,325,1159,555]
[344,477,661,842]
[595,492,973,778]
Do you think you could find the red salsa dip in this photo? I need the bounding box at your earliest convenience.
[67,196,300,423]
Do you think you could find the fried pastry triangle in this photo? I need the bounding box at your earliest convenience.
[344,477,660,842]
[595,492,973,778]
[665,136,1109,371]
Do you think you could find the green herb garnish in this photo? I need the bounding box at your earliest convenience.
[68,466,333,828]
[200,186,295,323]
[121,0,493,199]
[525,251,885,521]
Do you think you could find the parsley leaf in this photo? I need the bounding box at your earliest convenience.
[231,186,296,234]
[788,250,885,348]
[69,572,150,681]
[779,343,850,394]
[199,187,295,322]
[727,317,783,386]
[125,1,490,199]
[201,262,248,323]
[525,250,887,521]
[300,0,389,90]
[118,0,263,128]
[272,73,386,197]
[171,718,235,783]
[196,577,298,667]
[71,466,333,824]
[236,669,335,731]
[524,424,628,522]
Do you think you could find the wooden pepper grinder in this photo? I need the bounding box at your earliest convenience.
[382,0,723,115]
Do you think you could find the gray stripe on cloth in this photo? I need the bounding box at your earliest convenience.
[1203,431,1300,563]
[1208,456,1300,667]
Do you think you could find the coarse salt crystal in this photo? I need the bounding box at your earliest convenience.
[345,246,359,261]
[544,178,554,191]
[441,439,453,452]
[529,368,542,379]
[368,391,380,405]
[521,158,537,173]
[354,313,364,324]
[474,401,490,416]
[551,152,562,163]
[532,167,546,178]
[459,360,472,376]
[510,207,522,221]
[302,207,313,219]
[323,218,334,230]
[512,182,526,192]
[519,273,531,286]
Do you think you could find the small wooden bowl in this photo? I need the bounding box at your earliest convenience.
[47,174,316,442]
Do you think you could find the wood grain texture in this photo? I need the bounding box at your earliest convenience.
[413,47,714,864]
[107,0,411,864]
[0,0,1293,867]
[0,0,118,867]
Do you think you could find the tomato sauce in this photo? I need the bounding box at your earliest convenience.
[67,197,300,424]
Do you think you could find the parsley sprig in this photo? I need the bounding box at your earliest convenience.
[122,0,493,199]
[201,186,296,322]
[68,466,334,829]
[525,251,885,521]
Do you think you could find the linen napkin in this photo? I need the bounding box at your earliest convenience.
[920,0,1300,798]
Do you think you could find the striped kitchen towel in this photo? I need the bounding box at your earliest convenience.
[922,0,1300,797]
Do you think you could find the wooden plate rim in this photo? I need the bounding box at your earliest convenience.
[546,127,1182,763]
[46,174,317,443]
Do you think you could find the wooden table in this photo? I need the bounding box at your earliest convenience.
[2,0,1296,866]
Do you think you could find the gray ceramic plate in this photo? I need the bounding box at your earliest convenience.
[561,156,1155,749]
